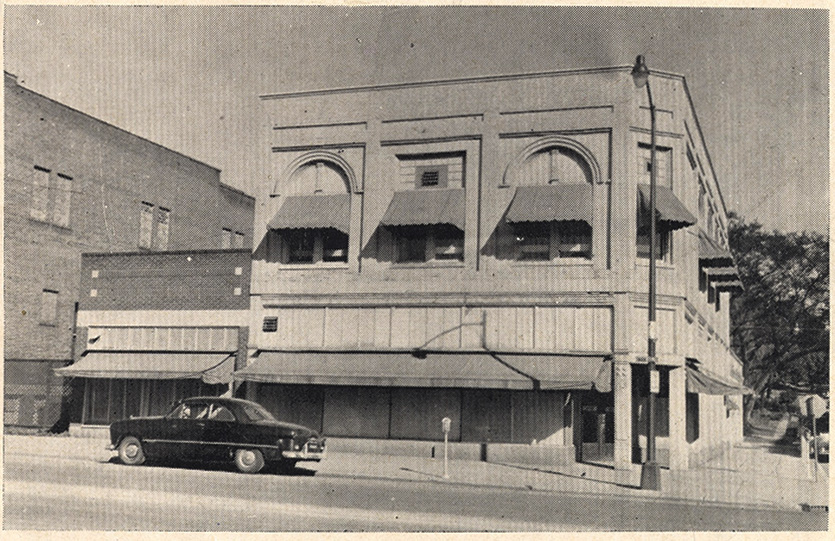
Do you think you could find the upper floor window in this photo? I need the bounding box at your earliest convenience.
[394,225,463,264]
[221,228,233,249]
[139,202,171,250]
[517,146,592,185]
[40,289,58,326]
[285,160,350,195]
[514,221,592,261]
[635,184,696,262]
[637,144,672,188]
[233,232,245,249]
[30,166,73,228]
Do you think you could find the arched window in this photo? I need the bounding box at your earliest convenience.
[503,143,596,262]
[268,159,352,265]
[285,160,350,196]
[516,146,593,186]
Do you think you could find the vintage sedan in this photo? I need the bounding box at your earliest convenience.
[109,397,325,474]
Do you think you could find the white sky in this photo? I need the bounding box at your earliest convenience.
[3,5,829,234]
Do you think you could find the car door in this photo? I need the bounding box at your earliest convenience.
[164,401,210,461]
[200,403,239,462]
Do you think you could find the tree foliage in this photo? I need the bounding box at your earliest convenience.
[728,214,829,420]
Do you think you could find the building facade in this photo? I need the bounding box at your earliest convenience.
[243,66,745,469]
[61,249,252,430]
[4,72,255,429]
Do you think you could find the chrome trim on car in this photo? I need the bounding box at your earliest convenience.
[143,438,281,450]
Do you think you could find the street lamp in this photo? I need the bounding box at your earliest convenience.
[632,54,661,491]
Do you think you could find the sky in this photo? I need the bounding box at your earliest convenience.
[3,5,829,234]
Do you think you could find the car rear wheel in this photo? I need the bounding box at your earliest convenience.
[118,436,145,466]
[234,448,264,473]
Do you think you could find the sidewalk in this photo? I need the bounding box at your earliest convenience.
[3,434,828,511]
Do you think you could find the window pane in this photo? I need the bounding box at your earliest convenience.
[52,174,72,227]
[516,223,550,261]
[233,232,245,249]
[88,379,110,424]
[155,208,170,250]
[40,290,58,324]
[322,229,349,262]
[221,228,232,249]
[139,203,154,249]
[558,222,592,258]
[636,230,669,260]
[286,230,315,263]
[433,226,463,261]
[396,229,427,263]
[30,166,50,222]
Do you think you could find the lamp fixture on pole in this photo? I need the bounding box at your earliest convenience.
[632,54,661,491]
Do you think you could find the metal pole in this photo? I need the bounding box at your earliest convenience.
[443,431,449,479]
[640,78,662,491]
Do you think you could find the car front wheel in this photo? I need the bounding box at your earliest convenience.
[118,436,146,466]
[234,448,264,473]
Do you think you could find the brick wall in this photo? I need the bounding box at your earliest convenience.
[80,249,252,311]
[4,72,255,428]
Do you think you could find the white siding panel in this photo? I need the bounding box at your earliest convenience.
[516,307,535,350]
[461,307,484,348]
[554,308,576,351]
[534,307,555,350]
[409,307,428,348]
[391,307,411,348]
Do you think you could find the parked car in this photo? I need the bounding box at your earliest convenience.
[802,411,829,460]
[109,397,325,474]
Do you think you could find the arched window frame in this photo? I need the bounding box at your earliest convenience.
[271,150,359,197]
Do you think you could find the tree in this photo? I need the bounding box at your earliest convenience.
[728,214,829,426]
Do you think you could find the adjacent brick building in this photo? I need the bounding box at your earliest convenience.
[242,65,746,469]
[4,72,255,429]
[61,249,251,428]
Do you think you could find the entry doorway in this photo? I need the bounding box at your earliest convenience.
[576,390,614,466]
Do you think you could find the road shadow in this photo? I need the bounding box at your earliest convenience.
[493,462,640,490]
[107,457,316,476]
[399,466,447,480]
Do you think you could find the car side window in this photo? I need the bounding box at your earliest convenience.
[208,405,235,422]
[175,403,210,420]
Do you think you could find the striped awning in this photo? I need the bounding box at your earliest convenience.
[505,184,593,225]
[268,194,350,234]
[380,189,465,231]
[638,184,697,231]
[699,230,734,266]
[235,351,611,392]
[55,352,235,385]
[712,279,744,292]
[704,266,740,281]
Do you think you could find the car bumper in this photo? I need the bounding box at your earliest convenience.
[282,442,326,461]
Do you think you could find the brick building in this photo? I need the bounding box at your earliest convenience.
[4,72,255,429]
[59,250,251,429]
[241,65,746,469]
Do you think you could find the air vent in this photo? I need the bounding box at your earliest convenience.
[262,317,278,333]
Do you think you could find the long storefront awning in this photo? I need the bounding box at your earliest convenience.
[235,351,612,392]
[638,184,697,231]
[685,363,752,395]
[703,266,740,281]
[268,194,350,234]
[380,189,465,231]
[505,184,593,225]
[55,352,235,385]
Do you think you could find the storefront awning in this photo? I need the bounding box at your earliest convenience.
[699,230,734,267]
[712,279,744,292]
[685,363,752,395]
[505,184,593,225]
[268,194,350,234]
[638,184,697,231]
[380,189,465,231]
[235,351,612,392]
[55,352,235,385]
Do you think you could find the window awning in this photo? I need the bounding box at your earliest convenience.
[235,351,611,392]
[55,352,235,385]
[638,184,697,231]
[268,194,350,234]
[699,230,734,267]
[505,184,593,225]
[685,363,752,395]
[379,189,465,231]
[712,279,744,293]
[703,266,740,281]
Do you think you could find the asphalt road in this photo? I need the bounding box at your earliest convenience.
[4,449,827,531]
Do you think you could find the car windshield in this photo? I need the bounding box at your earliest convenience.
[238,402,278,423]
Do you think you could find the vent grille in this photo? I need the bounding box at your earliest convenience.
[262,317,278,333]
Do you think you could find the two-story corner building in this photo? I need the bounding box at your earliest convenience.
[4,72,255,429]
[58,249,252,433]
[242,65,746,470]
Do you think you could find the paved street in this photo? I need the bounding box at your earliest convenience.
[3,435,828,531]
